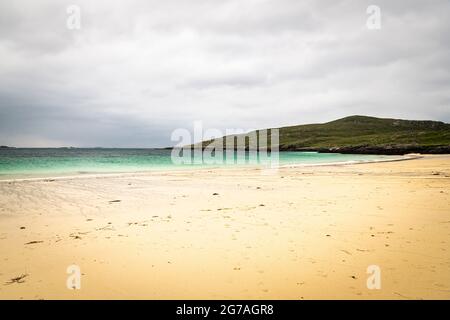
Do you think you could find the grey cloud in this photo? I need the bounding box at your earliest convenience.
[0,0,449,147]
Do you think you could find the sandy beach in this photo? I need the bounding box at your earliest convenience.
[0,155,449,300]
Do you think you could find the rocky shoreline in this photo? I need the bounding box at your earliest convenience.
[179,144,450,155]
[283,145,450,155]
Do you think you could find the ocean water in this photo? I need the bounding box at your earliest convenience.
[0,148,397,179]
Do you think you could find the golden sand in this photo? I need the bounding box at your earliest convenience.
[0,155,449,299]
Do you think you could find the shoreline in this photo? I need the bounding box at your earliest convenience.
[0,153,427,183]
[279,153,423,168]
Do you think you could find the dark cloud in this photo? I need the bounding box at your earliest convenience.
[0,0,449,147]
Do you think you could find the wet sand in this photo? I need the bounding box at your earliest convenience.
[0,155,449,299]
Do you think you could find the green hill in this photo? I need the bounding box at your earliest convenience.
[278,115,450,148]
[194,116,450,154]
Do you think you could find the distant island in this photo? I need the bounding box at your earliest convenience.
[193,115,450,155]
[0,146,15,149]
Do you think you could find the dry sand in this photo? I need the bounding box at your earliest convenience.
[0,155,449,300]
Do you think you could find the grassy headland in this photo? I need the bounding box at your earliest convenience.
[193,116,450,155]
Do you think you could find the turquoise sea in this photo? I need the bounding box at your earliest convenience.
[0,148,397,179]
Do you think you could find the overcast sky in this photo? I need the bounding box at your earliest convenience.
[0,0,449,147]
